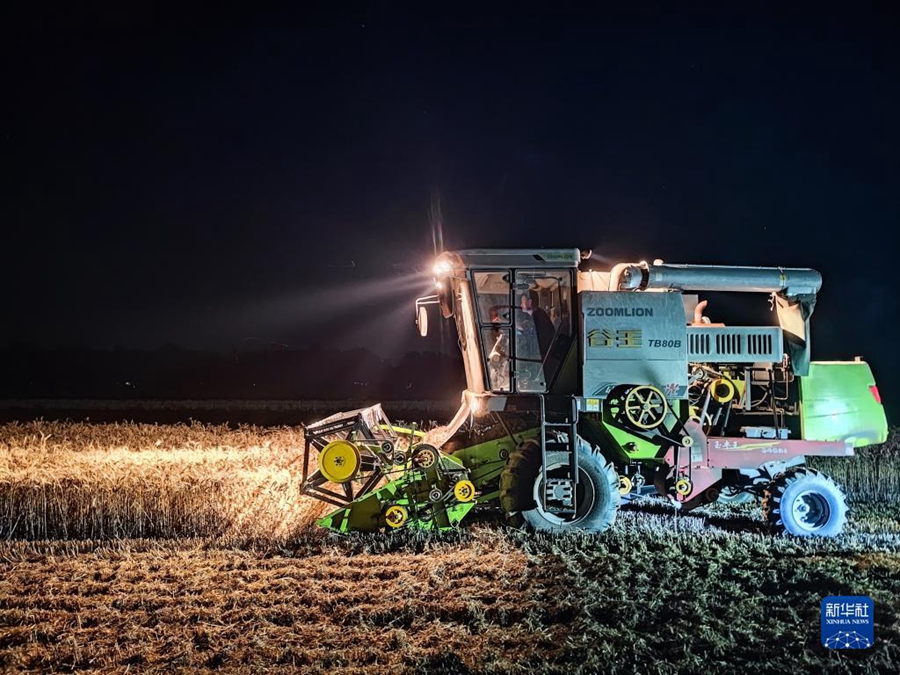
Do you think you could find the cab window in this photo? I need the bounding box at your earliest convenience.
[473,271,512,391]
[473,272,512,325]
[514,271,573,392]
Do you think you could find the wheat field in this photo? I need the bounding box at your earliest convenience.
[0,421,331,542]
[1,420,897,544]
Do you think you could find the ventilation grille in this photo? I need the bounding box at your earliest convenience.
[687,327,782,363]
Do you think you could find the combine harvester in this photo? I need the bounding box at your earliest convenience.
[302,249,887,537]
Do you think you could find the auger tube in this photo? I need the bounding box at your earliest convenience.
[611,262,822,298]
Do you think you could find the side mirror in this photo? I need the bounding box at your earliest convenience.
[416,305,429,337]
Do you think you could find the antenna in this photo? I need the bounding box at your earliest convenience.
[429,189,444,256]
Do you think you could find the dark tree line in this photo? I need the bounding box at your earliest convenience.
[0,345,466,401]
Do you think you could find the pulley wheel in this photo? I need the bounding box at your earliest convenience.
[384,505,408,529]
[623,386,669,430]
[412,444,440,469]
[675,477,693,496]
[453,479,476,503]
[711,378,736,404]
[318,440,361,484]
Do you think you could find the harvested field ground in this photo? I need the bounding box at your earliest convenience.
[1,422,899,674]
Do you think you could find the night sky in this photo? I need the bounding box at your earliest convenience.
[5,5,900,416]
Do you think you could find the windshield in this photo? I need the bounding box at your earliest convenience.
[473,272,512,391]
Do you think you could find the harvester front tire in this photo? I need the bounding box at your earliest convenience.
[762,468,847,537]
[499,438,620,533]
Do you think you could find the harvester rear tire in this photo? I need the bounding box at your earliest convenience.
[762,467,847,537]
[499,437,620,533]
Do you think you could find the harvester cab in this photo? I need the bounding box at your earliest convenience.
[302,248,888,537]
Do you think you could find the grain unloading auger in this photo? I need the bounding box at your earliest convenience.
[302,249,888,537]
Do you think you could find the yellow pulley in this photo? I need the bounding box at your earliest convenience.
[384,504,408,528]
[318,440,361,484]
[623,385,669,430]
[675,477,693,496]
[618,475,633,495]
[453,479,476,503]
[710,378,736,404]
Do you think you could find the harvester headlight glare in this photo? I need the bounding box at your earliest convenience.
[433,260,451,276]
